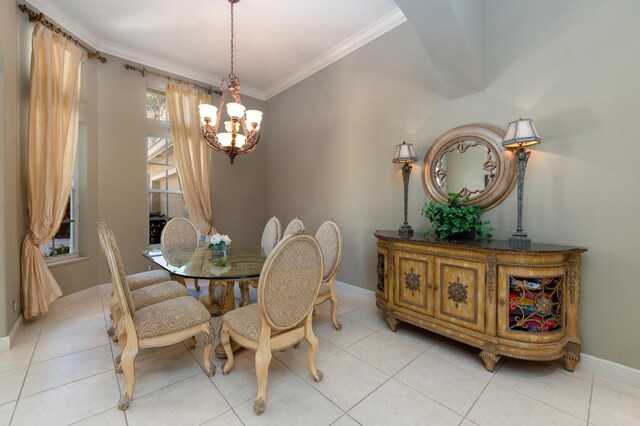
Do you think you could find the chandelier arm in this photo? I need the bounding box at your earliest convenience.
[213,90,227,134]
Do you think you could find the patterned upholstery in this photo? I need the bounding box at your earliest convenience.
[161,218,198,248]
[318,281,331,296]
[283,218,305,237]
[258,233,323,330]
[261,216,281,251]
[134,296,211,339]
[127,270,172,291]
[223,304,278,342]
[315,220,343,282]
[131,281,191,310]
[106,229,136,316]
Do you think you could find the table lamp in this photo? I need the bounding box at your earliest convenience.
[502,118,541,247]
[393,141,418,237]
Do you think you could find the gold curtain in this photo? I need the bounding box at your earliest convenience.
[166,84,214,236]
[21,24,83,319]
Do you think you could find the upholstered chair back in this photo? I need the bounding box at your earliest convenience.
[161,218,198,248]
[97,222,136,319]
[283,218,305,237]
[261,216,282,251]
[315,220,344,282]
[257,232,323,332]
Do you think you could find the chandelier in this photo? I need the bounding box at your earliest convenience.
[198,0,262,165]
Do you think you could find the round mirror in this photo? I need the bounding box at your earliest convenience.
[423,124,516,210]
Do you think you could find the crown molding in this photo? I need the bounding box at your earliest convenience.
[263,7,407,99]
[99,40,267,100]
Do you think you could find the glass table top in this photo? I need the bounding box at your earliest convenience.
[143,243,268,280]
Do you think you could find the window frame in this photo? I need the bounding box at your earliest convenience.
[44,164,79,263]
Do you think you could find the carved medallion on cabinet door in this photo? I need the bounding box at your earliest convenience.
[393,251,434,316]
[434,258,486,333]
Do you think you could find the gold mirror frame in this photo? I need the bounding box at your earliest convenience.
[422,124,517,211]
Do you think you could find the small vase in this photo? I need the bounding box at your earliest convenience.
[213,245,228,257]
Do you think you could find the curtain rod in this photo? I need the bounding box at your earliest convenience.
[123,64,222,96]
[18,4,107,63]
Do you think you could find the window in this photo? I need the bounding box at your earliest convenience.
[147,136,187,243]
[146,88,169,121]
[39,177,78,259]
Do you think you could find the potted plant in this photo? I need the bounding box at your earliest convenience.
[421,192,493,240]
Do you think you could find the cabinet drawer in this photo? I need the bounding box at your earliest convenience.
[434,258,486,333]
[393,251,434,316]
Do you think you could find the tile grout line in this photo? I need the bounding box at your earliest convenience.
[587,375,595,424]
[460,357,504,422]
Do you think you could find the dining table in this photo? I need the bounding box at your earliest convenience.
[143,242,268,357]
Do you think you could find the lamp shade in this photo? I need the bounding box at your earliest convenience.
[198,104,218,120]
[245,110,263,125]
[502,118,541,148]
[226,102,246,119]
[393,141,418,163]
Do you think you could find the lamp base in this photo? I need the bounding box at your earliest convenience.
[508,232,531,249]
[398,225,414,238]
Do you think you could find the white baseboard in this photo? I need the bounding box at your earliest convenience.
[581,353,640,389]
[0,315,24,352]
[335,280,375,298]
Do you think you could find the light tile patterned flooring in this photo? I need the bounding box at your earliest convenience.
[1,282,639,425]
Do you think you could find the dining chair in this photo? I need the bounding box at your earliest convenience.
[161,217,202,291]
[239,216,282,306]
[283,217,305,237]
[97,222,215,410]
[97,224,192,340]
[219,231,324,415]
[314,220,344,330]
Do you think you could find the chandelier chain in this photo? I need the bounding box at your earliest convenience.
[230,0,235,77]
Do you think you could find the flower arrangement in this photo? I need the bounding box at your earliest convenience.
[208,233,231,256]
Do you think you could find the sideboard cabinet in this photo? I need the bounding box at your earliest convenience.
[374,231,587,372]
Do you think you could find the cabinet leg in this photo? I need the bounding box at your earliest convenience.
[385,312,399,332]
[563,341,581,372]
[479,351,501,372]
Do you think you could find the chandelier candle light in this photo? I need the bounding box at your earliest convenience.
[393,141,418,237]
[198,0,263,165]
[501,118,541,248]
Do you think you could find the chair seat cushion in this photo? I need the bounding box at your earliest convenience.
[223,304,278,342]
[134,296,211,339]
[131,280,191,310]
[127,270,172,291]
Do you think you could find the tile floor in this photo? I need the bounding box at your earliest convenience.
[1,282,639,426]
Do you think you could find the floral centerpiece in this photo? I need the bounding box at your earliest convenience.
[210,257,231,276]
[208,233,231,257]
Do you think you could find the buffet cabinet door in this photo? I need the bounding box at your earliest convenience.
[393,250,435,317]
[434,257,486,333]
[497,264,567,343]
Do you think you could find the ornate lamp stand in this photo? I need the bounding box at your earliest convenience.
[393,142,418,237]
[502,119,541,248]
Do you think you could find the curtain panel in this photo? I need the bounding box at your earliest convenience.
[21,24,83,319]
[166,84,215,237]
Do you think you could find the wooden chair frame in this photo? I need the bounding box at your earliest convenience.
[314,220,344,330]
[220,232,324,415]
[97,222,215,410]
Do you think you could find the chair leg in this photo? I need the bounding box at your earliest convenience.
[202,325,216,377]
[115,329,128,373]
[118,345,139,410]
[194,278,201,292]
[220,324,235,375]
[253,329,272,415]
[304,313,323,382]
[240,282,250,307]
[329,287,342,331]
[184,336,197,349]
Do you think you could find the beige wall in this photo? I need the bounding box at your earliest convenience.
[0,1,23,337]
[265,0,640,369]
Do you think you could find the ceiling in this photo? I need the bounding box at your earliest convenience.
[26,0,407,100]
